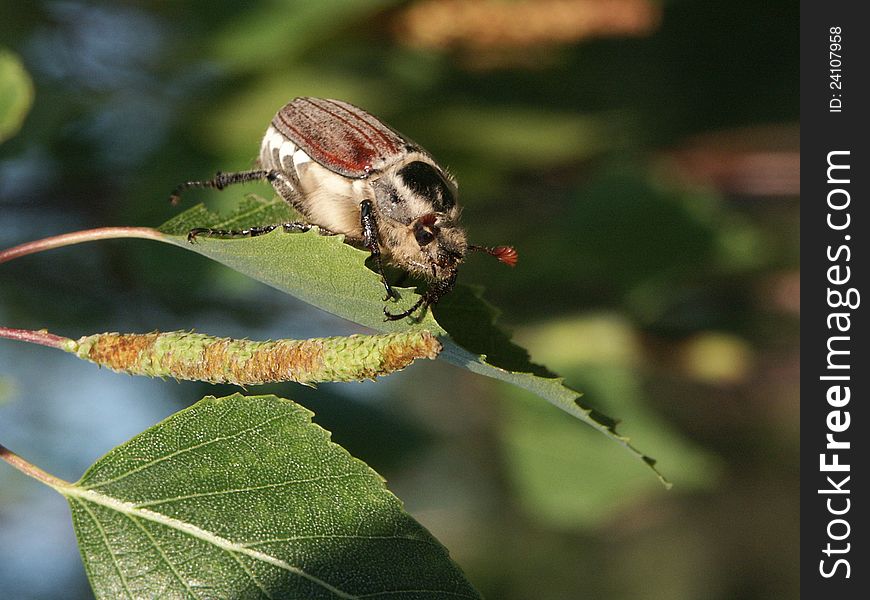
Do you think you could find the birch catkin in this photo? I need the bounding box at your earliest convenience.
[65,330,441,385]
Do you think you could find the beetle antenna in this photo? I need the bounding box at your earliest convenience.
[469,245,518,267]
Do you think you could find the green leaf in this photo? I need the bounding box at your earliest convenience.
[157,197,666,483]
[0,49,34,143]
[58,393,480,599]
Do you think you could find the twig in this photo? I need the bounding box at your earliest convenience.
[0,227,165,264]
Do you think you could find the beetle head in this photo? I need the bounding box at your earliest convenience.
[380,210,466,282]
[372,156,467,280]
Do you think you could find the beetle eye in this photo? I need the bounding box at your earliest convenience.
[415,226,435,246]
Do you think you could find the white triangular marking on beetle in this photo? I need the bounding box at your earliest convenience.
[292,148,311,165]
[278,139,297,170]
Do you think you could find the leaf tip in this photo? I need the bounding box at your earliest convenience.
[642,455,673,489]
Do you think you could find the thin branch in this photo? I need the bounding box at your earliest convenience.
[0,326,72,349]
[0,442,72,490]
[0,227,165,264]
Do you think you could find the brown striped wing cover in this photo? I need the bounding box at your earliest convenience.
[272,97,423,178]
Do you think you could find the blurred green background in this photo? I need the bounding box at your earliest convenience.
[0,1,798,598]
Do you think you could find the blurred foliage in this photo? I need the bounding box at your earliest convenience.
[0,49,33,143]
[1,1,798,599]
[503,314,718,529]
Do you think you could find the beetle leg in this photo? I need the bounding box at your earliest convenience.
[188,223,280,242]
[187,221,343,243]
[282,223,338,235]
[265,171,304,211]
[170,168,307,216]
[384,271,457,321]
[383,296,427,322]
[187,221,311,243]
[170,170,277,204]
[360,199,398,302]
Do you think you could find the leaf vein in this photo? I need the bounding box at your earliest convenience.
[134,471,357,508]
[74,497,136,599]
[241,533,438,550]
[81,413,288,491]
[127,512,200,599]
[226,549,276,600]
[64,486,358,599]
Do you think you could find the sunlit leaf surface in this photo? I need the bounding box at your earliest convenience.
[63,394,480,599]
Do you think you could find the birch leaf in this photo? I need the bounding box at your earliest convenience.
[60,393,480,599]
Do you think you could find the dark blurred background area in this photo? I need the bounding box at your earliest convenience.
[1,1,798,599]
